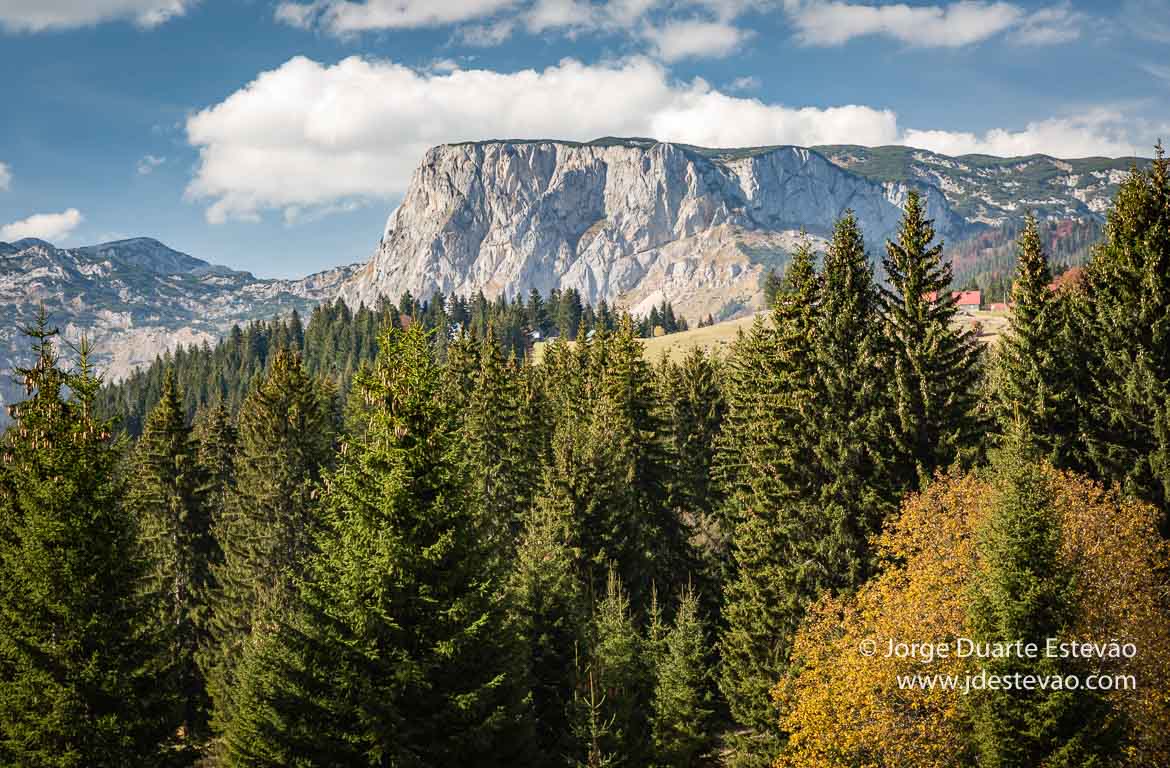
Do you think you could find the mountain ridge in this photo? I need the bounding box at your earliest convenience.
[0,137,1145,427]
[336,137,1137,321]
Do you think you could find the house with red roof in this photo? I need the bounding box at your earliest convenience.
[953,290,981,313]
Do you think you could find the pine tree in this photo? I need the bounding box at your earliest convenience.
[993,214,1078,466]
[206,349,334,736]
[881,189,984,490]
[223,323,532,766]
[126,369,215,754]
[1079,144,1170,533]
[651,586,714,768]
[968,433,1122,765]
[0,317,173,766]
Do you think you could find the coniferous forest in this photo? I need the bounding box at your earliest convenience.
[2,150,1170,768]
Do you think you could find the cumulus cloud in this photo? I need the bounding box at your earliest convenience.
[0,163,10,192]
[0,0,193,32]
[1,208,83,242]
[643,19,752,61]
[184,56,899,223]
[184,56,1157,224]
[137,154,166,175]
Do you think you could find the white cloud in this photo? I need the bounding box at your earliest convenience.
[184,56,898,223]
[275,0,518,32]
[643,19,752,61]
[0,0,193,32]
[0,163,10,192]
[727,75,761,91]
[277,0,756,61]
[1009,3,1084,45]
[456,19,517,45]
[902,110,1158,158]
[1,209,83,242]
[184,55,1159,224]
[786,0,1022,47]
[137,154,166,175]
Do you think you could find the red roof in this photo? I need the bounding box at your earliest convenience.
[953,290,981,306]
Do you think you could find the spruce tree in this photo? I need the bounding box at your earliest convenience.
[223,323,532,766]
[126,369,215,755]
[581,318,686,606]
[510,496,586,766]
[968,434,1122,765]
[717,241,819,746]
[881,189,984,490]
[0,318,172,766]
[576,567,650,766]
[465,329,536,549]
[993,214,1078,466]
[1079,144,1170,532]
[660,348,725,561]
[651,586,714,768]
[206,349,334,736]
[808,211,893,589]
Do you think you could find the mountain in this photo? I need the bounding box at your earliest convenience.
[0,236,356,424]
[337,138,1141,322]
[1,138,1144,427]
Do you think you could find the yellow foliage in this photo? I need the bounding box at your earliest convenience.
[773,467,1170,768]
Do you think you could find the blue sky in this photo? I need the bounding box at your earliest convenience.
[1,0,1168,278]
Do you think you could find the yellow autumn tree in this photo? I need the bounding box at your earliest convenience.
[773,465,1170,768]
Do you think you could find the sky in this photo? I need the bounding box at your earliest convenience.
[1,0,1168,278]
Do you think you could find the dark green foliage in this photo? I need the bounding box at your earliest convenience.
[881,190,985,490]
[463,330,538,549]
[0,316,173,767]
[205,350,335,737]
[126,369,215,754]
[1079,144,1170,532]
[576,568,651,766]
[718,217,897,757]
[581,319,692,606]
[717,241,819,744]
[651,586,715,768]
[510,497,586,766]
[992,215,1079,466]
[967,435,1122,766]
[658,349,725,616]
[807,211,893,588]
[223,323,532,766]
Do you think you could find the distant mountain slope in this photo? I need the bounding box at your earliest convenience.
[815,144,1142,224]
[0,236,356,424]
[338,138,1140,322]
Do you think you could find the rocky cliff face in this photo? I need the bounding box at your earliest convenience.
[0,237,355,423]
[338,138,1137,323]
[338,139,969,321]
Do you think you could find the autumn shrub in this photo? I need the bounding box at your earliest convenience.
[773,465,1170,768]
